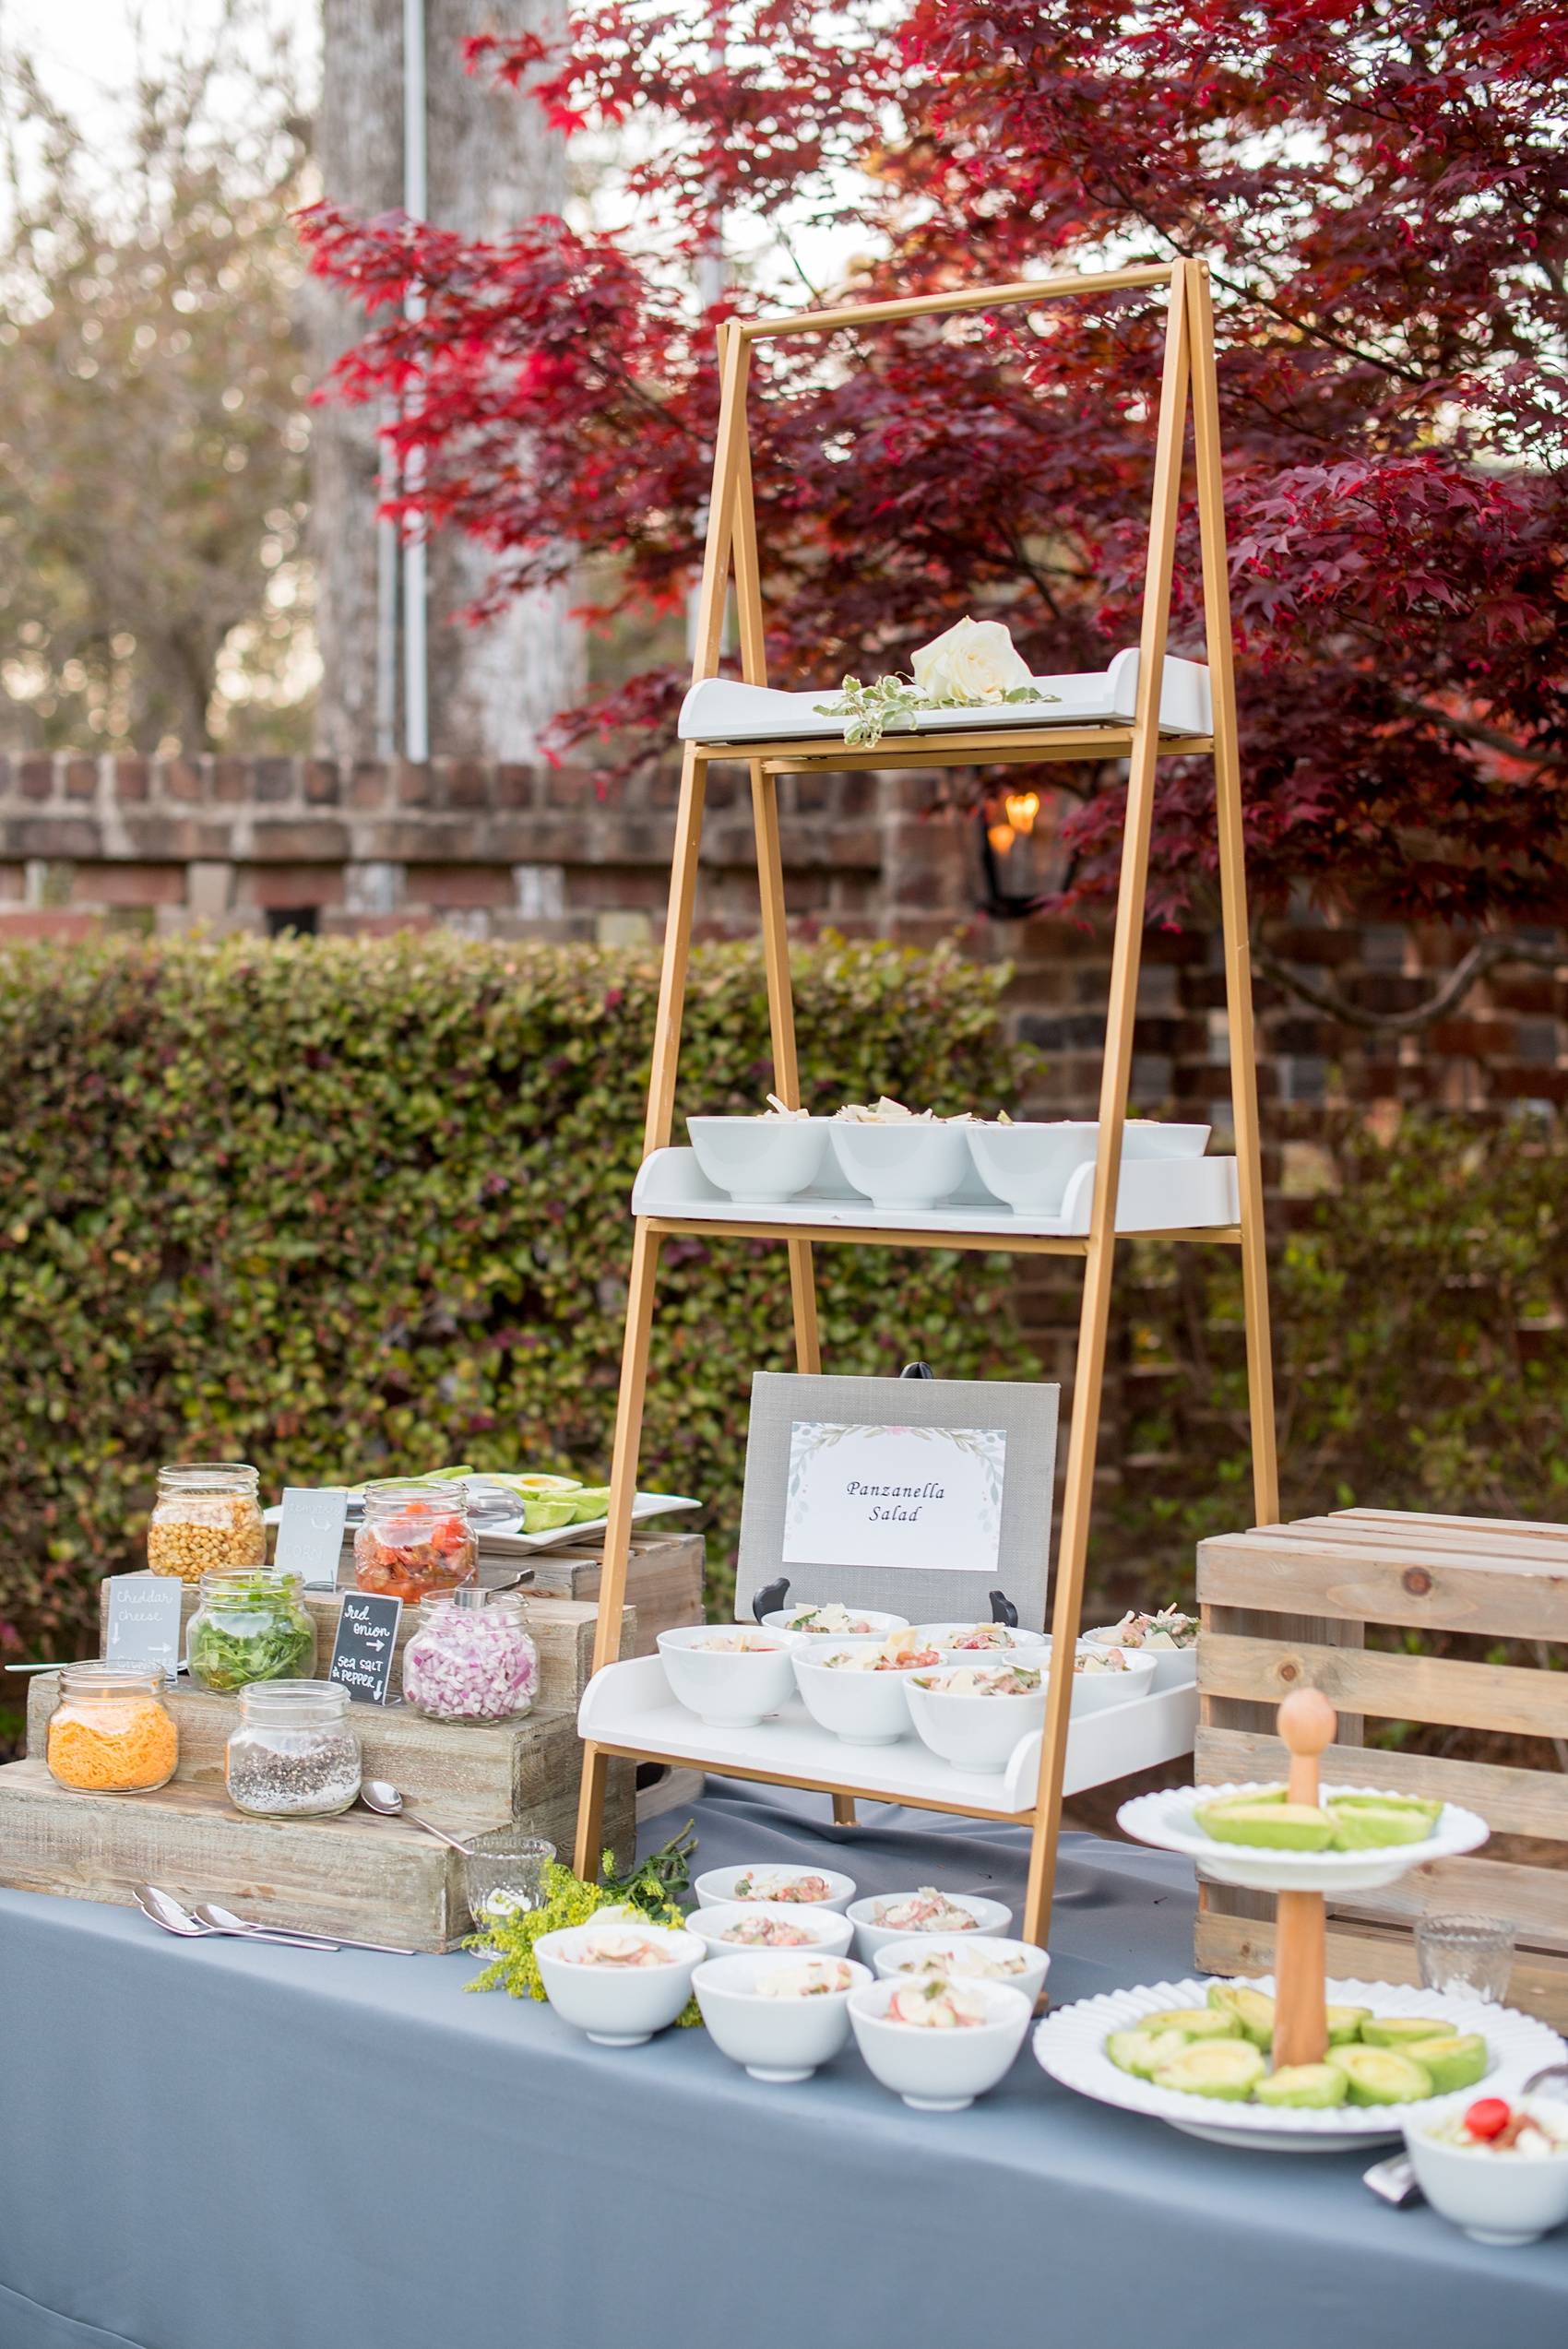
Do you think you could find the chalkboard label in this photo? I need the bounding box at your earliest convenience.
[327,1593,402,1704]
[106,1573,184,1682]
[275,1487,350,1590]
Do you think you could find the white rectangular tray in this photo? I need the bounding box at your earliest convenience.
[578,1654,1198,1818]
[631,1147,1239,1237]
[678,647,1212,745]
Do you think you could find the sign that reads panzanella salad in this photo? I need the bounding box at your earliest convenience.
[782,1422,1005,1575]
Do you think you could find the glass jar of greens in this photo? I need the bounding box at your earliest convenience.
[186,1570,315,1694]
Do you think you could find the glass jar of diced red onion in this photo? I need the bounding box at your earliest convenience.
[400,1588,538,1726]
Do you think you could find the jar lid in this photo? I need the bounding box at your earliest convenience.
[417,1585,522,1617]
[236,1678,348,1721]
[158,1462,259,1490]
[198,1568,303,1601]
[62,1661,168,1700]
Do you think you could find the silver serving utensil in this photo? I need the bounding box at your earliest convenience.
[1362,2153,1421,2207]
[196,1901,417,1957]
[136,1885,338,1951]
[360,1780,475,1853]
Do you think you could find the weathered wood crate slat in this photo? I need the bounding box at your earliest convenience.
[1194,1508,1568,2030]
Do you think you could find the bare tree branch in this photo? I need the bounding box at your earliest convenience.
[1253,933,1566,1035]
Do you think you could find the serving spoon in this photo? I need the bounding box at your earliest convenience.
[135,1885,337,1951]
[360,1780,475,1853]
[195,1901,416,1958]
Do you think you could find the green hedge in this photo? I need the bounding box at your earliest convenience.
[0,932,1039,1651]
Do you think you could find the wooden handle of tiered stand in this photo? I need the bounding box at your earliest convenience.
[1272,1688,1338,2070]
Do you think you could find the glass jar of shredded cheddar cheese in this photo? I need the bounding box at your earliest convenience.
[148,1463,267,1584]
[46,1663,178,1794]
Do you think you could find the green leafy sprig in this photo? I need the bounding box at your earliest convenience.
[465,1824,705,2024]
[814,674,1056,749]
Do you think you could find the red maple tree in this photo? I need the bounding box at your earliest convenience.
[303,0,1568,928]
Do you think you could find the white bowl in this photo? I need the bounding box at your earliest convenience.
[874,1932,1050,2009]
[655,1624,798,1726]
[1082,1624,1196,1693]
[848,1975,1032,2109]
[693,1948,872,2082]
[1122,1121,1210,1160]
[763,1607,909,1643]
[694,1863,858,1913]
[964,1122,1101,1214]
[846,1892,1014,1963]
[904,1667,1049,1772]
[913,1621,1049,1665]
[683,1901,856,1960]
[1405,2105,1568,2245]
[792,1646,927,1745]
[1067,1643,1161,1714]
[534,1919,706,2046]
[827,1123,971,1211]
[686,1116,830,1204]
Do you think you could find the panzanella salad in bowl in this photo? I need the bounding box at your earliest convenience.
[793,1631,943,1746]
[848,1888,1014,1962]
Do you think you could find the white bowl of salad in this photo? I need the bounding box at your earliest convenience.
[694,1864,858,1913]
[905,1662,1049,1772]
[1068,1642,1160,1714]
[846,1887,1014,1963]
[693,1949,873,2082]
[792,1631,944,1745]
[656,1624,798,1726]
[1405,2094,1568,2245]
[1082,1607,1198,1692]
[533,1919,707,2046]
[911,1620,1048,1663]
[763,1602,909,1643]
[683,1901,856,1960]
[874,1932,1049,2010]
[848,1973,1033,2109]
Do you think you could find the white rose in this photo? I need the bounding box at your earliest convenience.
[909,616,1034,705]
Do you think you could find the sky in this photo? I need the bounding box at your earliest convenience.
[0,0,320,153]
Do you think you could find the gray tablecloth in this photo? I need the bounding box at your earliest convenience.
[1,1778,1563,2349]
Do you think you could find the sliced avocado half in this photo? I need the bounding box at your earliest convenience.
[1400,2034,1488,2094]
[1143,2006,1241,2040]
[1360,2015,1448,2049]
[1328,1801,1439,1850]
[1324,2004,1372,2045]
[1105,2026,1194,2080]
[1151,2040,1265,2102]
[1207,1982,1276,2048]
[1254,2062,1348,2109]
[1194,1801,1337,1851]
[1335,2046,1433,2106]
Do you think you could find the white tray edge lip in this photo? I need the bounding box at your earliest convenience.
[1032,1974,1566,2139]
[1116,1782,1491,1877]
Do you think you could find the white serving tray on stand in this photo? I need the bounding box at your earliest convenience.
[632,1147,1240,1238]
[577,1654,1198,1819]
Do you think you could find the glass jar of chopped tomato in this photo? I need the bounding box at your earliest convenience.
[352,1481,478,1604]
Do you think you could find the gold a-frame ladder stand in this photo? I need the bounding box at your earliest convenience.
[575,257,1278,1947]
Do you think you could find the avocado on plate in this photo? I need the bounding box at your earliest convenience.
[1152,2040,1266,2102]
[1334,2046,1433,2105]
[1143,2006,1241,2040]
[1207,1981,1276,2047]
[1105,2026,1195,2080]
[1399,2033,1488,2094]
[1253,2061,1348,2109]
[1194,1800,1337,1851]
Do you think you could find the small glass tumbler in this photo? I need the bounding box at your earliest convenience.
[463,1833,556,1928]
[1415,1913,1516,2003]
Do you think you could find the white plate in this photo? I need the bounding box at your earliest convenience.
[1117,1782,1491,1893]
[262,1490,701,1550]
[1033,1975,1565,2153]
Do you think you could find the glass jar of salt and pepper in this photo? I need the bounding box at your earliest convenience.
[225,1681,362,1819]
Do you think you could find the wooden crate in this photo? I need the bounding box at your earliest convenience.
[528,1528,706,1655]
[1194,1508,1568,2028]
[6,1593,642,1948]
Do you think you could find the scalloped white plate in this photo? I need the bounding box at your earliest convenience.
[1116,1781,1491,1893]
[1033,1975,1564,2152]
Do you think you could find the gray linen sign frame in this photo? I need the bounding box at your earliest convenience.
[735,1372,1058,1632]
